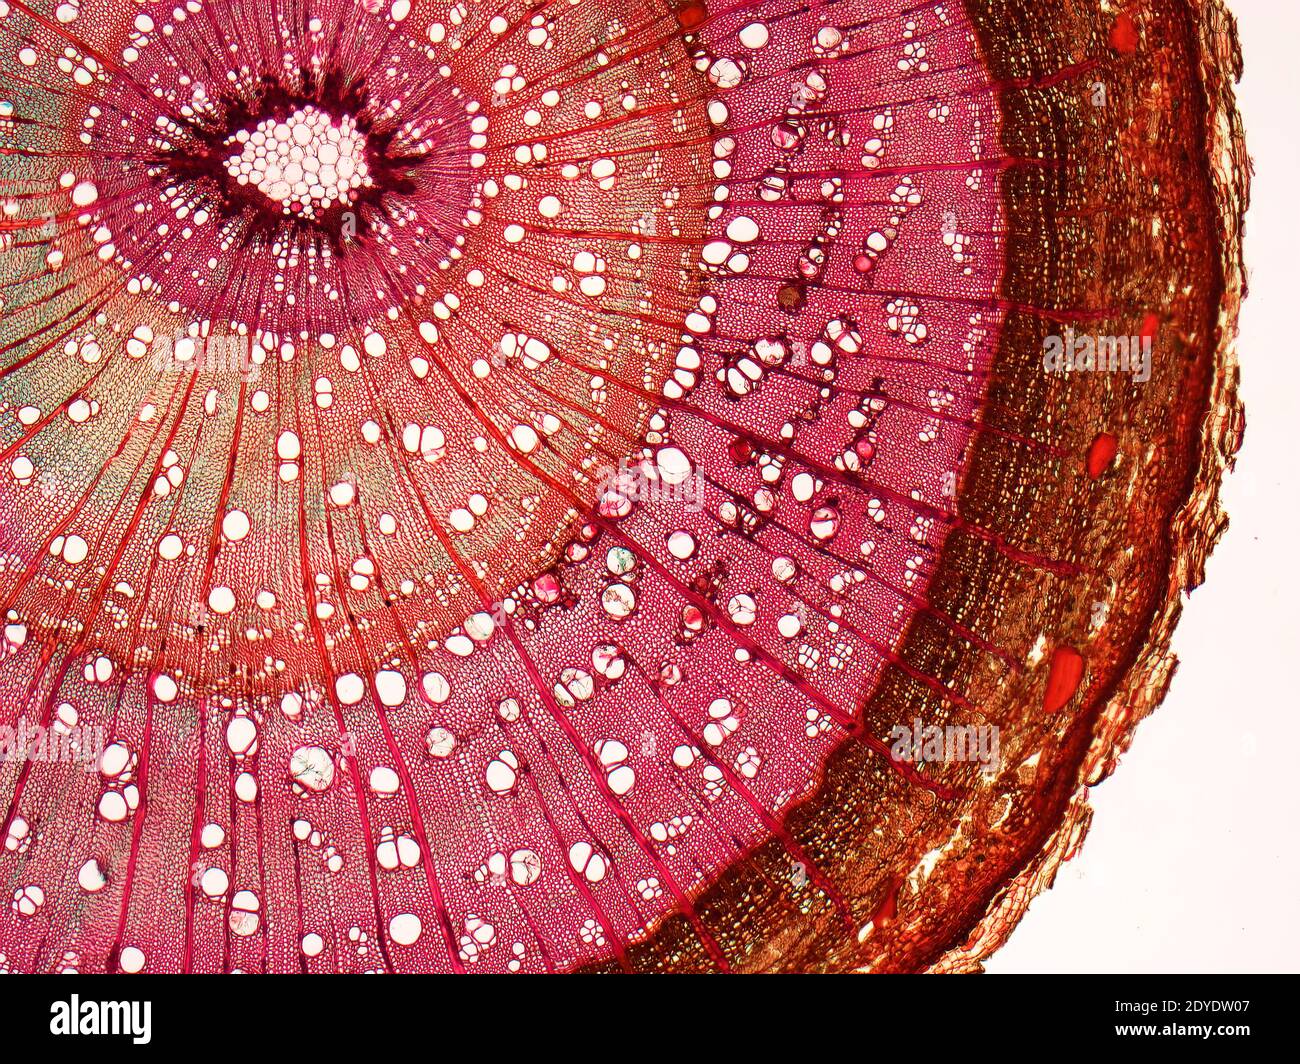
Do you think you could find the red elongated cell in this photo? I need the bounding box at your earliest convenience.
[1043,647,1085,714]
[0,0,1245,973]
[1087,433,1120,479]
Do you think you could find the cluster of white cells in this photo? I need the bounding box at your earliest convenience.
[224,106,370,218]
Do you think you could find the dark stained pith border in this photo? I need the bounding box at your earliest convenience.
[584,0,1248,972]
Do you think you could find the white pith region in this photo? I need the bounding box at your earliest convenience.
[224,106,371,217]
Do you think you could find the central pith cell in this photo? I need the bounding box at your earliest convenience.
[223,106,370,218]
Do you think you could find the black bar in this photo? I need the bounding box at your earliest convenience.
[2,972,1291,1053]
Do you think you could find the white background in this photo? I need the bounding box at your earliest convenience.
[989,1,1299,973]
